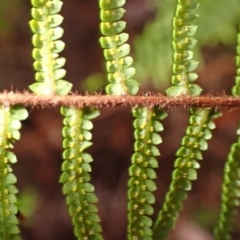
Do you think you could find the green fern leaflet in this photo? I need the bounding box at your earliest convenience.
[29,0,72,95]
[99,0,139,95]
[214,23,240,240]
[153,0,222,238]
[0,105,28,240]
[128,107,167,240]
[60,107,103,240]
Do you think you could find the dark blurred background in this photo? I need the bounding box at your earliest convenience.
[0,0,240,239]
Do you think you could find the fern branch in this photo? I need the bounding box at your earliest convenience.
[153,1,222,238]
[213,23,240,240]
[128,107,167,239]
[99,0,139,95]
[29,1,103,239]
[0,105,28,240]
[29,0,72,95]
[99,1,169,238]
[232,24,240,96]
[60,107,103,239]
[166,0,201,97]
[153,108,221,239]
[213,141,240,240]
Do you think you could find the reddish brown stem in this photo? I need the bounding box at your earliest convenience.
[0,91,240,110]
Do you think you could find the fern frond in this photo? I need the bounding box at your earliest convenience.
[153,108,220,239]
[166,0,201,97]
[100,1,171,237]
[60,107,103,240]
[29,1,103,238]
[153,1,222,238]
[99,0,139,95]
[213,141,240,240]
[214,24,240,240]
[99,1,170,238]
[29,0,72,95]
[127,107,167,240]
[232,25,240,96]
[0,105,28,240]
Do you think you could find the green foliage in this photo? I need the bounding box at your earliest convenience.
[80,73,106,93]
[153,1,222,238]
[29,1,103,239]
[232,25,240,96]
[127,107,167,239]
[166,0,201,97]
[0,105,28,240]
[153,108,221,239]
[29,0,72,95]
[99,0,139,95]
[60,107,103,240]
[214,24,240,240]
[197,0,240,46]
[99,1,171,238]
[98,2,171,238]
[214,141,240,240]
[17,188,39,220]
[134,0,240,89]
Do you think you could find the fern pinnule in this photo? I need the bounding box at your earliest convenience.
[127,107,167,240]
[153,108,220,239]
[29,0,72,95]
[167,0,201,97]
[29,1,103,238]
[60,107,103,240]
[153,1,222,238]
[214,24,240,240]
[0,105,28,240]
[99,1,170,238]
[214,141,240,240]
[232,25,240,96]
[99,0,139,95]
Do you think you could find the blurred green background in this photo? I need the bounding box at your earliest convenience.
[0,0,240,239]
